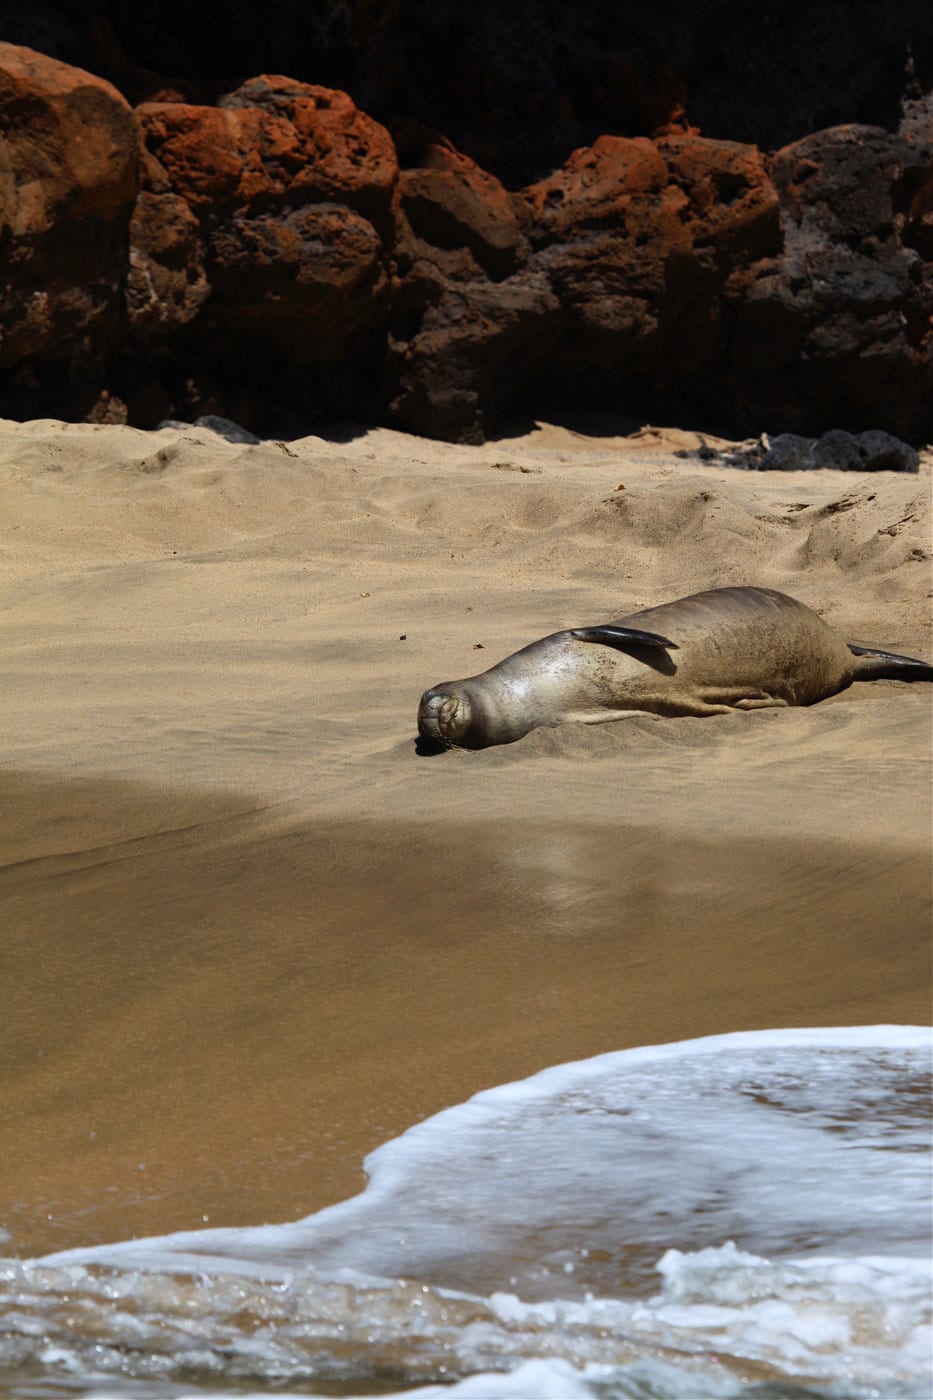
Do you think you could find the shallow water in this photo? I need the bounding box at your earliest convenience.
[2,1029,931,1400]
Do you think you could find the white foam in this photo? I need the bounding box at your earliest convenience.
[11,1248,931,1398]
[3,1026,929,1399]
[228,1360,602,1400]
[42,1025,930,1287]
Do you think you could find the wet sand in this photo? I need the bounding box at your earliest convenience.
[0,415,930,1258]
[2,771,931,1258]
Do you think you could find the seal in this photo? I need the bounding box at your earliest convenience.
[417,585,933,750]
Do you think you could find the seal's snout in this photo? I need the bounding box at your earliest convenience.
[418,686,470,749]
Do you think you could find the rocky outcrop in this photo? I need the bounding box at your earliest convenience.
[0,42,137,411]
[202,78,396,363]
[385,269,562,444]
[385,133,554,442]
[727,125,933,438]
[518,135,784,424]
[122,78,396,421]
[395,134,525,280]
[0,43,930,442]
[385,133,787,441]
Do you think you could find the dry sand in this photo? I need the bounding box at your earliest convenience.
[1,415,930,1258]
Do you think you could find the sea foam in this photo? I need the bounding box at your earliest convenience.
[2,1026,929,1399]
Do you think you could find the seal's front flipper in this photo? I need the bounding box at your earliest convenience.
[733,696,790,710]
[849,643,933,681]
[570,625,679,651]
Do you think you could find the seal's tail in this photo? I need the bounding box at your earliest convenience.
[849,642,933,681]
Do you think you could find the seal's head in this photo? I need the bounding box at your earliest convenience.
[417,684,479,750]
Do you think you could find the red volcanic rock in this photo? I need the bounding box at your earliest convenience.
[127,191,209,335]
[7,0,925,192]
[655,136,781,260]
[136,76,397,221]
[208,204,387,361]
[0,44,137,229]
[523,133,778,256]
[0,42,138,365]
[504,133,782,418]
[222,76,398,217]
[384,133,545,440]
[396,135,524,278]
[523,136,672,241]
[136,103,273,207]
[127,75,397,383]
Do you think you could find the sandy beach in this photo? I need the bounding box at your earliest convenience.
[1,415,930,1260]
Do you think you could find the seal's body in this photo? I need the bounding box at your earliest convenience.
[418,586,932,749]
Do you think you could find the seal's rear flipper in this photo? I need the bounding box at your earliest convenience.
[571,626,679,651]
[849,642,933,681]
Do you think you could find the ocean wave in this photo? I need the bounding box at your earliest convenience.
[3,1026,929,1399]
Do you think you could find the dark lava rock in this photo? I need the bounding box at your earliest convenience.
[727,125,933,442]
[677,430,920,471]
[855,429,922,471]
[756,434,819,471]
[761,429,919,472]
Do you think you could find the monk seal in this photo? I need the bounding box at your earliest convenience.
[418,585,932,750]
